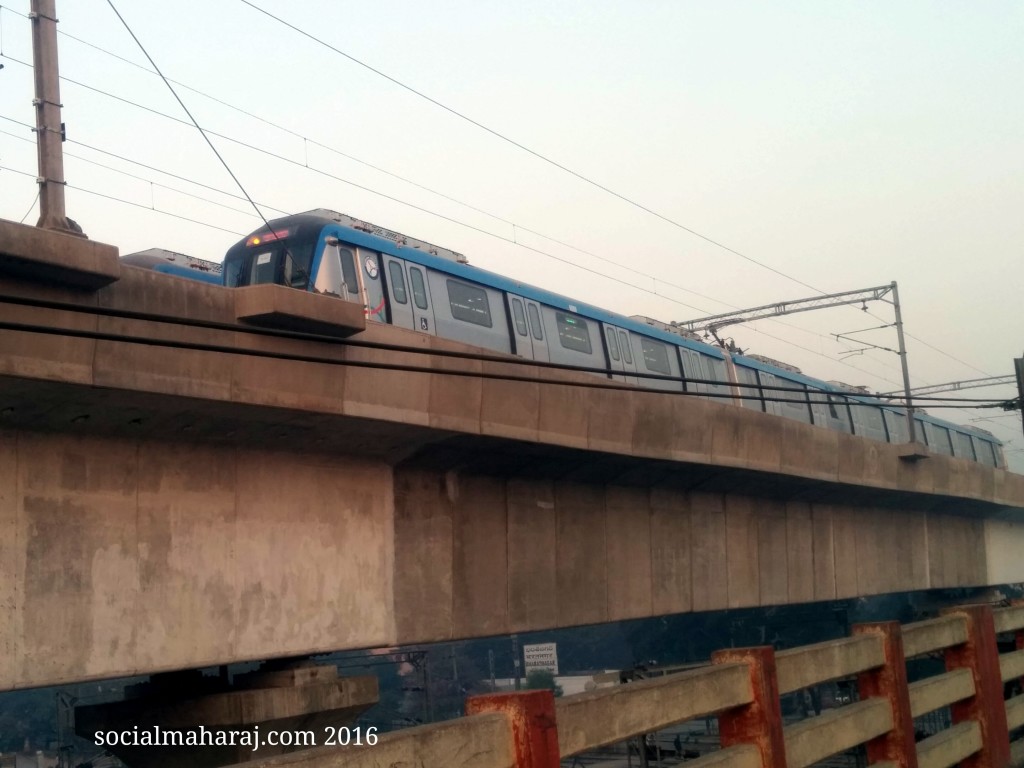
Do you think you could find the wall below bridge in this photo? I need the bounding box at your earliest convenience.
[3,428,1024,692]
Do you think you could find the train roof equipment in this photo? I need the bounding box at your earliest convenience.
[303,209,469,264]
[121,248,222,284]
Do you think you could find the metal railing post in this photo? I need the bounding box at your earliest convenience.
[853,621,918,768]
[465,690,560,768]
[941,605,1011,768]
[712,646,787,768]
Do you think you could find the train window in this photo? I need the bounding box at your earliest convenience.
[251,251,276,285]
[827,395,841,420]
[780,382,811,423]
[859,403,885,437]
[556,312,592,354]
[388,261,408,304]
[511,299,528,336]
[618,331,633,364]
[447,279,492,327]
[409,266,428,309]
[735,366,761,410]
[972,437,996,467]
[340,248,358,294]
[923,422,953,455]
[640,338,671,375]
[953,431,975,460]
[528,304,543,340]
[605,327,620,361]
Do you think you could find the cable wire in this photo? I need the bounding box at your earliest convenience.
[102,0,272,230]
[0,34,906,386]
[237,0,997,383]
[0,40,970,390]
[0,163,246,234]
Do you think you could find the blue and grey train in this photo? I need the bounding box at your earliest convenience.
[133,209,1008,468]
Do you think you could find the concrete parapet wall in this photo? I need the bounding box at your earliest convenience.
[0,267,1022,511]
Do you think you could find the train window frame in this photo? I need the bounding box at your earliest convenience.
[339,247,358,295]
[511,298,528,336]
[735,366,761,410]
[409,266,429,309]
[954,431,976,460]
[528,304,543,340]
[618,331,633,364]
[555,311,592,354]
[640,337,671,375]
[447,279,492,327]
[388,261,408,305]
[605,327,620,361]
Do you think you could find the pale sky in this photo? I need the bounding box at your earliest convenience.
[0,1,1021,467]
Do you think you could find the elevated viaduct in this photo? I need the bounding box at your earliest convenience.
[1,221,1023,695]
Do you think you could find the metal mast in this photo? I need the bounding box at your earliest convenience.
[673,284,895,334]
[673,281,918,443]
[879,374,1016,398]
[30,0,82,235]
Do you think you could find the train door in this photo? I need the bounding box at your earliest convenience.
[602,324,638,384]
[617,329,638,385]
[508,295,532,357]
[357,248,387,323]
[680,349,708,395]
[523,298,550,362]
[382,255,414,330]
[760,371,782,415]
[603,324,624,379]
[406,264,436,335]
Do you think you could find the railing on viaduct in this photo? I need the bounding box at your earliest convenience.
[245,602,1024,768]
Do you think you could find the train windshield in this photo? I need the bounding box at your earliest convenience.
[223,227,317,290]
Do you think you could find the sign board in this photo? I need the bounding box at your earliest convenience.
[523,643,559,676]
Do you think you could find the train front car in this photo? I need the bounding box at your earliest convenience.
[222,214,330,292]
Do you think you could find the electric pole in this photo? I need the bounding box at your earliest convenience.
[674,281,918,443]
[30,0,83,235]
[1015,355,1024,438]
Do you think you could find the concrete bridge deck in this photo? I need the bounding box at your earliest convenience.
[1,223,1023,692]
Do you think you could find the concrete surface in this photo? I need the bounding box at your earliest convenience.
[0,219,119,289]
[783,698,892,768]
[1,252,1024,691]
[554,663,751,756]
[916,720,982,768]
[233,284,365,337]
[908,668,975,718]
[776,635,884,695]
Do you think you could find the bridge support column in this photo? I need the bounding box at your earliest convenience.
[712,647,787,768]
[853,621,918,768]
[465,690,559,768]
[941,604,1011,768]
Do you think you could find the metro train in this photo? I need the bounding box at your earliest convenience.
[125,209,1006,468]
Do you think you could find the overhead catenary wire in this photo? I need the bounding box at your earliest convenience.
[0,26,985,392]
[0,20,910,386]
[0,126,277,218]
[0,163,247,234]
[237,0,995,384]
[101,0,272,231]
